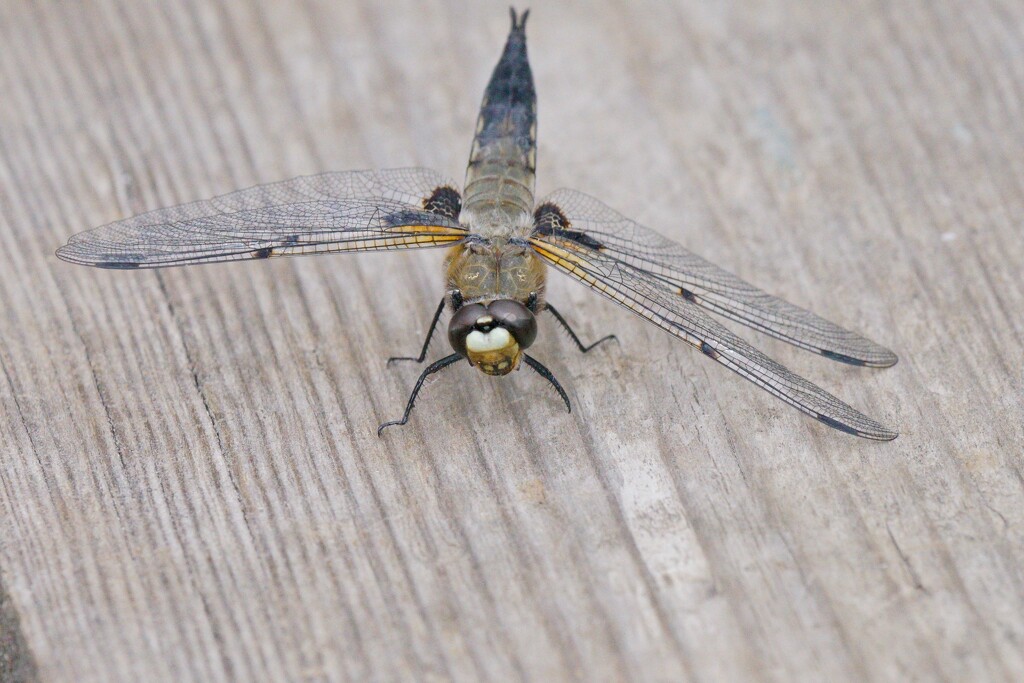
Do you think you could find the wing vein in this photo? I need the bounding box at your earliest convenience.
[530,232,896,440]
[57,168,468,268]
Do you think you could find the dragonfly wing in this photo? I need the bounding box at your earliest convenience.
[57,168,467,269]
[529,205,897,440]
[534,189,897,368]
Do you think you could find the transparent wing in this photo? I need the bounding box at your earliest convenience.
[534,189,897,368]
[57,168,467,269]
[530,227,897,440]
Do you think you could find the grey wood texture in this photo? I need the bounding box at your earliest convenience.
[1,1,1022,681]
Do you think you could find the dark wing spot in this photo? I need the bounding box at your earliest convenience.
[283,234,300,246]
[422,185,462,220]
[700,341,720,359]
[820,349,869,367]
[95,261,141,269]
[680,288,697,302]
[253,247,273,259]
[816,414,861,437]
[532,202,604,250]
[383,209,427,228]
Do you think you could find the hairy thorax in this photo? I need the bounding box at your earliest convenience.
[445,238,547,305]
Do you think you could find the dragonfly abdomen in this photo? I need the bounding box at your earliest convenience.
[462,9,536,235]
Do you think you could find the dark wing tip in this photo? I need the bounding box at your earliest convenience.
[821,348,899,368]
[816,414,898,441]
[56,242,146,269]
[94,261,142,270]
[820,349,869,366]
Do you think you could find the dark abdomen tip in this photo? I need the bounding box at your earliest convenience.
[510,7,530,32]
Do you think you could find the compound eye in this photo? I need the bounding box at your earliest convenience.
[487,299,537,349]
[447,303,489,356]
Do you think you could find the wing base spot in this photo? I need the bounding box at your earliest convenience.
[533,202,604,250]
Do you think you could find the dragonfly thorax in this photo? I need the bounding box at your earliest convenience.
[444,239,547,307]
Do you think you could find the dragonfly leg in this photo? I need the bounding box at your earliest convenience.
[522,354,572,414]
[387,297,447,365]
[545,303,617,353]
[378,353,463,436]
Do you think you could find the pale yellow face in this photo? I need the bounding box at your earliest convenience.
[464,326,522,375]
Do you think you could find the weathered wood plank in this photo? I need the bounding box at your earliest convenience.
[1,0,1023,681]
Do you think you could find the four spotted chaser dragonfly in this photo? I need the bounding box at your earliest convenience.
[57,9,898,440]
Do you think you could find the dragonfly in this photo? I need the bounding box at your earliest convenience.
[57,9,898,440]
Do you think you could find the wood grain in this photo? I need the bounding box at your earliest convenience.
[1,0,1023,681]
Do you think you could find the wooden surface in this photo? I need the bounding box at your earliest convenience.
[1,1,1022,681]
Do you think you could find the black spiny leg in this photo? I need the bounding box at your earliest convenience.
[545,303,617,353]
[378,353,463,436]
[522,354,572,414]
[387,297,446,365]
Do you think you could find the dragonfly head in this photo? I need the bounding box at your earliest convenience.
[449,299,537,376]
